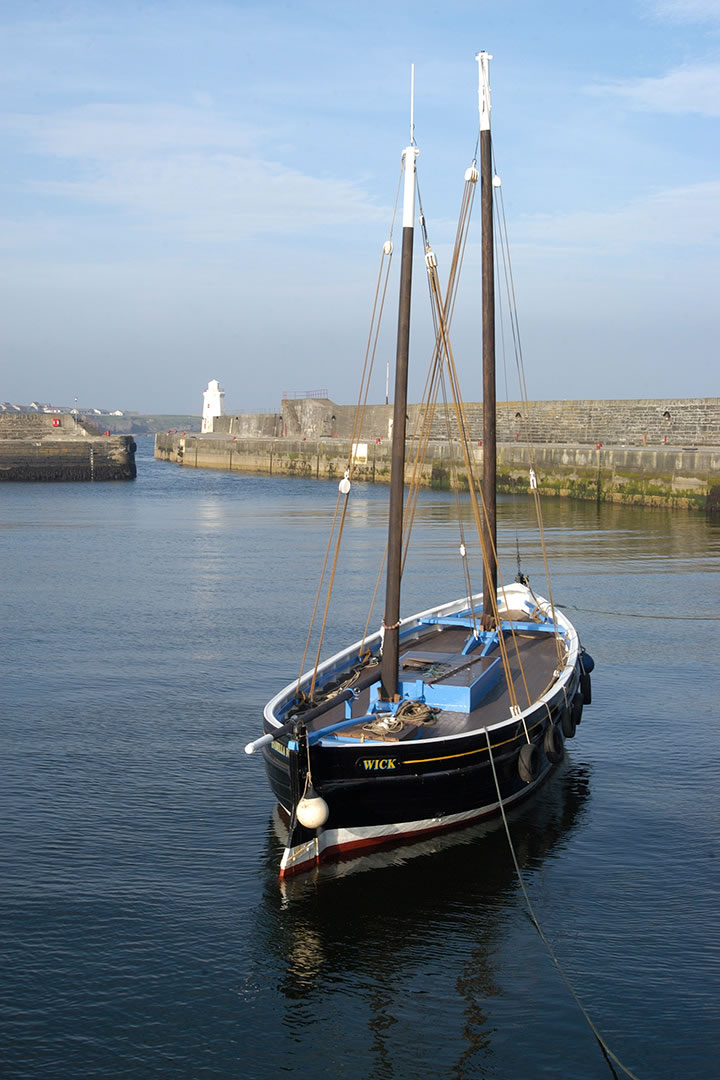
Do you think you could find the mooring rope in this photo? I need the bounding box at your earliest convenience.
[484,729,644,1080]
[559,603,720,621]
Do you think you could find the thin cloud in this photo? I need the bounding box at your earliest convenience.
[33,154,390,238]
[1,104,258,157]
[513,181,720,259]
[648,0,720,23]
[587,62,720,116]
[3,103,390,241]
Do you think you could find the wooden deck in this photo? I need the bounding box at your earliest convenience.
[305,617,564,743]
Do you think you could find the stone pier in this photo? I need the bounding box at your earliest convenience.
[154,430,720,512]
[0,413,136,481]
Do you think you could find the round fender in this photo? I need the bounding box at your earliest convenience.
[296,784,330,830]
[544,723,564,764]
[571,690,584,727]
[518,742,539,784]
[580,649,595,674]
[580,670,592,705]
[560,703,576,739]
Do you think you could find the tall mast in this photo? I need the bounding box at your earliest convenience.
[381,72,418,701]
[477,50,497,626]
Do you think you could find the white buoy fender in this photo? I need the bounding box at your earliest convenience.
[296,786,330,830]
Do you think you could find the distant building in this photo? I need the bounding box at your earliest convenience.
[201,379,225,433]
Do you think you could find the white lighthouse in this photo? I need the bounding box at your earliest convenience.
[201,379,225,433]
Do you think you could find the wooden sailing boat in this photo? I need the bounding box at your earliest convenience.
[246,54,594,879]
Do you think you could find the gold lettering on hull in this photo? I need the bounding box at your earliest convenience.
[359,758,399,772]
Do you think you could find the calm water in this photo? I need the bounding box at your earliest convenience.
[1,437,718,1080]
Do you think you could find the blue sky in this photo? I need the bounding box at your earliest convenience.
[1,0,718,414]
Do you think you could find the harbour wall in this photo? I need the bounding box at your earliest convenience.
[215,396,720,448]
[154,431,720,511]
[0,413,137,481]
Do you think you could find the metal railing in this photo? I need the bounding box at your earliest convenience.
[280,389,329,400]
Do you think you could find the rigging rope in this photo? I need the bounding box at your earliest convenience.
[491,149,565,668]
[361,698,437,739]
[368,164,542,727]
[297,164,404,698]
[423,233,534,718]
[353,155,570,739]
[301,145,570,734]
[359,170,480,649]
[418,184,479,628]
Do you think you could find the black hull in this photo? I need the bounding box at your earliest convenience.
[262,668,585,876]
[255,584,591,878]
[264,714,560,825]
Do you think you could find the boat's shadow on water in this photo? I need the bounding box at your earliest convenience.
[253,759,592,999]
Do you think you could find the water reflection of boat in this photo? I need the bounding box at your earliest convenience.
[255,757,592,1066]
[246,54,594,879]
[249,763,591,1075]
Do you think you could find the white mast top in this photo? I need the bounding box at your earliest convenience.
[410,63,416,144]
[401,145,419,228]
[402,64,419,228]
[476,50,493,131]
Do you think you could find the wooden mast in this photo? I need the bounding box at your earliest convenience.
[477,50,497,627]
[381,88,418,700]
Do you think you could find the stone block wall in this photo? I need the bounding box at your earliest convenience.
[222,396,720,448]
[490,398,720,448]
[0,413,135,480]
[155,430,720,510]
[0,435,136,481]
[214,412,283,438]
[0,413,96,438]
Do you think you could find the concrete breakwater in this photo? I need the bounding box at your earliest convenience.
[0,413,136,481]
[154,430,720,511]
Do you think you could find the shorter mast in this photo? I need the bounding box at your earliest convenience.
[477,50,498,627]
[381,83,419,701]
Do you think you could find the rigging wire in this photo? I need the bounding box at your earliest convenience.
[301,143,564,728]
[389,162,540,721]
[493,172,521,577]
[291,112,644,1080]
[416,166,541,717]
[360,168,479,647]
[425,262,531,719]
[357,152,567,728]
[296,164,404,697]
[414,178,479,623]
[491,148,565,668]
